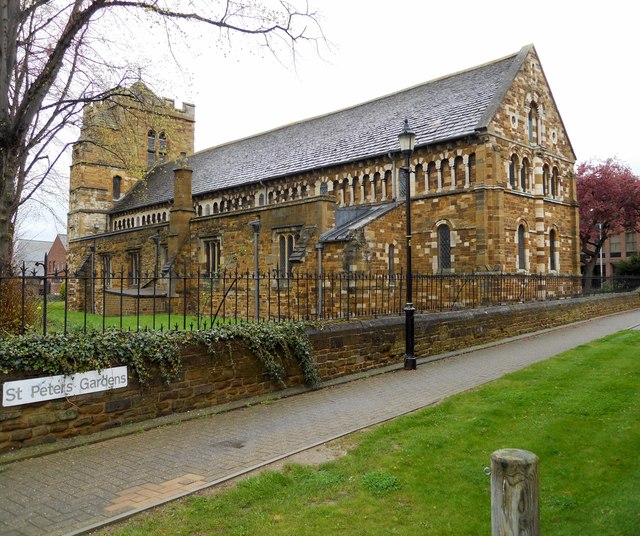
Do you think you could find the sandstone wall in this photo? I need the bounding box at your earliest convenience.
[2,293,638,453]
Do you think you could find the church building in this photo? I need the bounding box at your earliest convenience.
[66,45,580,316]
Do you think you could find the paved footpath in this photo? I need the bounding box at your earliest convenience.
[1,309,640,535]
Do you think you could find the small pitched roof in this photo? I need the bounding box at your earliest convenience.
[56,234,68,250]
[320,203,400,243]
[13,239,54,275]
[113,46,532,214]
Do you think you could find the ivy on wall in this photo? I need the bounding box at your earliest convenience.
[0,322,319,388]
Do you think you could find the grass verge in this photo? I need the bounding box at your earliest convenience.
[42,301,229,332]
[103,330,640,535]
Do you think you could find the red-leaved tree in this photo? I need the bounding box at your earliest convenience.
[577,158,640,289]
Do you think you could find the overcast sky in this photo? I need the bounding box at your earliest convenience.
[20,0,639,242]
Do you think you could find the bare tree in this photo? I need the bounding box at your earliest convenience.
[0,0,325,268]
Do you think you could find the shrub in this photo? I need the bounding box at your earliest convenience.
[0,321,319,387]
[0,278,39,335]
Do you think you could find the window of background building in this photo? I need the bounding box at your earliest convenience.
[609,234,621,258]
[625,232,638,255]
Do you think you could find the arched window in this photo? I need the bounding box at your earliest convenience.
[468,153,476,185]
[542,165,550,196]
[147,129,156,167]
[549,229,557,271]
[113,175,122,200]
[520,158,530,191]
[528,103,539,144]
[158,131,167,161]
[438,224,452,271]
[518,225,526,270]
[388,244,395,276]
[551,167,558,198]
[440,159,450,190]
[279,233,297,278]
[454,156,464,189]
[509,155,518,188]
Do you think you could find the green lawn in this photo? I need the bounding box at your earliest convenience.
[105,331,640,535]
[41,301,234,332]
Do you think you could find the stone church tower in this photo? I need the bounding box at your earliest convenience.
[67,82,195,241]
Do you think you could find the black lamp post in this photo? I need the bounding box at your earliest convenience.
[399,119,416,370]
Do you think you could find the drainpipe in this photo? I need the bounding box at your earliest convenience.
[316,242,324,319]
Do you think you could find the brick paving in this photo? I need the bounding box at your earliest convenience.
[1,309,639,536]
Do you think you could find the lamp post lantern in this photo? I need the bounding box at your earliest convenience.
[399,119,416,370]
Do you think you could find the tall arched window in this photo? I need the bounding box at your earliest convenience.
[279,233,296,277]
[549,229,557,271]
[440,159,450,190]
[551,167,559,198]
[468,153,476,185]
[158,131,167,161]
[509,155,518,188]
[147,129,156,167]
[454,156,464,189]
[112,175,122,200]
[542,165,550,196]
[518,225,526,270]
[528,103,539,144]
[388,244,395,276]
[520,158,530,191]
[438,224,452,271]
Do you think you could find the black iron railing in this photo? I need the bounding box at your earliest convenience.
[1,259,638,335]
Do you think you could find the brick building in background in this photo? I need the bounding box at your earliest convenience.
[66,44,580,315]
[597,231,640,278]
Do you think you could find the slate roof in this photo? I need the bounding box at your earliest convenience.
[13,239,54,275]
[320,203,400,243]
[112,46,531,214]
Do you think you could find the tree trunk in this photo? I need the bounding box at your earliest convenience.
[0,149,18,271]
[582,255,598,293]
[0,190,16,271]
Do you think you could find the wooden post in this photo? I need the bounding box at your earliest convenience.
[491,448,540,536]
